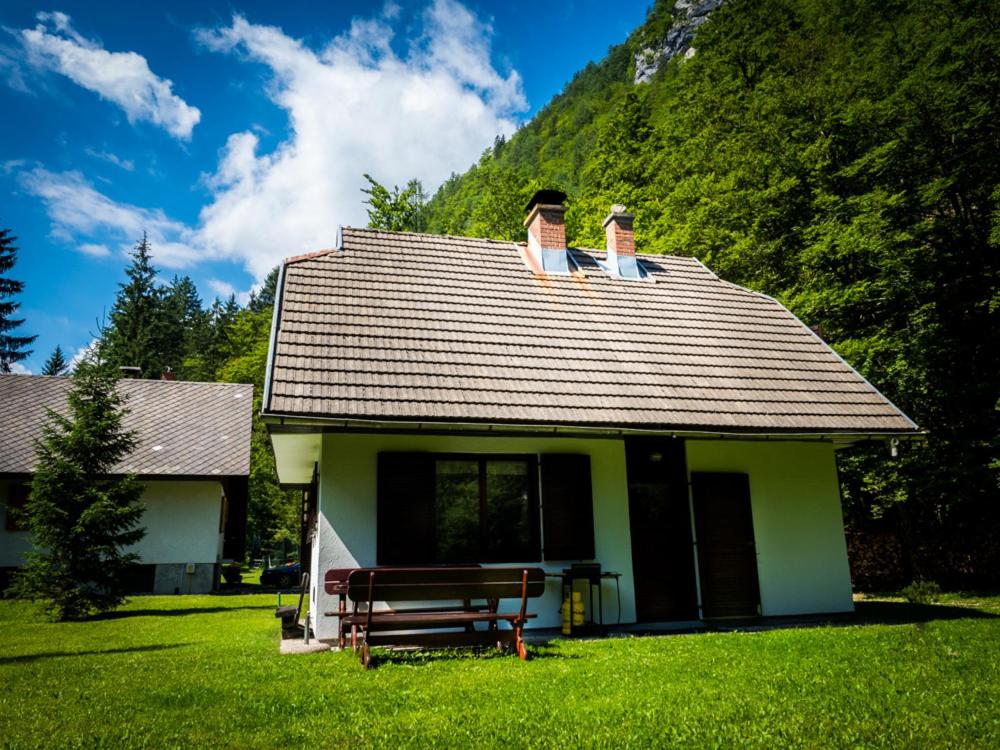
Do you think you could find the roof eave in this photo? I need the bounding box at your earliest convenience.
[261,410,925,442]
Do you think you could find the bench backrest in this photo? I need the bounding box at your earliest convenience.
[346,566,546,603]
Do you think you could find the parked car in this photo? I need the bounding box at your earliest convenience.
[260,561,302,588]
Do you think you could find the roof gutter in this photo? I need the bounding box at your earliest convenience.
[261,261,287,416]
[261,411,926,443]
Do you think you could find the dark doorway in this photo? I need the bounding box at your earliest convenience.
[625,437,698,621]
[691,472,761,618]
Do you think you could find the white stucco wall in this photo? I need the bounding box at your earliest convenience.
[312,433,637,640]
[0,479,223,567]
[132,481,224,564]
[685,440,854,616]
[310,434,854,640]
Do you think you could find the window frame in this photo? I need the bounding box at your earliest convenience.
[431,453,542,564]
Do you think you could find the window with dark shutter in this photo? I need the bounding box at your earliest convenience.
[376,452,541,565]
[540,454,595,560]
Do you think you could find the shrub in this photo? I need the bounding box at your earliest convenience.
[901,579,941,605]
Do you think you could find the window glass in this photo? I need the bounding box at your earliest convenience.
[485,461,532,561]
[435,460,480,563]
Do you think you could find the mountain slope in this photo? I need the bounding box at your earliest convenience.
[422,0,1000,586]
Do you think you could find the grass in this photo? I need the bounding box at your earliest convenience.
[1,593,998,749]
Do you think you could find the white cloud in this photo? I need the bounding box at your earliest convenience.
[207,278,236,298]
[18,2,525,283]
[18,11,201,139]
[190,0,525,279]
[85,148,134,171]
[77,242,111,257]
[68,338,99,372]
[8,362,32,375]
[19,168,202,268]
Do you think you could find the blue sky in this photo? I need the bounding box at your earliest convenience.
[1,0,649,373]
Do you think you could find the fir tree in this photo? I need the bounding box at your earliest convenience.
[102,234,168,378]
[0,227,36,372]
[9,354,146,620]
[41,345,69,376]
[248,267,280,313]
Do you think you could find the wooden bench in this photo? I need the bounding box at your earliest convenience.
[343,566,546,668]
[324,566,488,649]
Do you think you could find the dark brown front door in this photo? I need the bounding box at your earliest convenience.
[691,472,761,618]
[625,438,698,621]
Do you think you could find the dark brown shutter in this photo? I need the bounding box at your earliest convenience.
[376,453,435,565]
[540,454,595,560]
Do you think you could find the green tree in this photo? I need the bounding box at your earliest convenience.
[9,354,146,620]
[40,345,69,376]
[248,267,280,314]
[215,305,299,558]
[0,227,36,372]
[102,234,169,378]
[361,174,428,232]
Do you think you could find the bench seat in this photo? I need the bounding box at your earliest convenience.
[341,610,537,629]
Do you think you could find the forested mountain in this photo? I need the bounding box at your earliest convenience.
[417,0,1000,587]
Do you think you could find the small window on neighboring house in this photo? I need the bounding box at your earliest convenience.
[5,484,30,532]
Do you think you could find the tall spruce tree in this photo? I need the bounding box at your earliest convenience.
[103,234,168,378]
[0,227,36,372]
[9,353,146,620]
[41,345,69,376]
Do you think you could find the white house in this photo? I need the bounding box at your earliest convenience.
[0,375,253,594]
[261,191,921,641]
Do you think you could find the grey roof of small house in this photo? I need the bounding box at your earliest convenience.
[0,375,253,476]
[262,227,920,435]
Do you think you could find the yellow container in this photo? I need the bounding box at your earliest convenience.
[572,593,585,626]
[561,597,572,635]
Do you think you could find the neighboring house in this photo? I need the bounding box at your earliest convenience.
[262,191,921,640]
[0,375,253,594]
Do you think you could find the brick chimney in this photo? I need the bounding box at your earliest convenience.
[161,367,177,381]
[523,189,569,274]
[603,204,641,279]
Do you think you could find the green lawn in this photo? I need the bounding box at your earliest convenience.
[1,594,998,749]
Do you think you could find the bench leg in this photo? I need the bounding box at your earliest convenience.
[361,641,371,669]
[515,625,527,661]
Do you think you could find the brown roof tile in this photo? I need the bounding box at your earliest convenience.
[263,228,919,434]
[0,375,253,476]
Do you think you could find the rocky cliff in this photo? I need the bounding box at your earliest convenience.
[633,0,723,83]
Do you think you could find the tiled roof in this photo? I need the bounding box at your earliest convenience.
[263,227,919,434]
[0,375,253,476]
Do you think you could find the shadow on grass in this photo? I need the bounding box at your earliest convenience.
[0,643,188,665]
[95,604,273,620]
[364,640,574,669]
[696,600,999,636]
[852,600,1000,624]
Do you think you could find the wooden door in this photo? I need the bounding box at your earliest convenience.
[691,472,761,618]
[626,438,698,621]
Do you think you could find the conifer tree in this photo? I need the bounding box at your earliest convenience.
[0,227,36,372]
[102,234,168,378]
[9,352,146,620]
[247,267,280,313]
[41,345,69,376]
